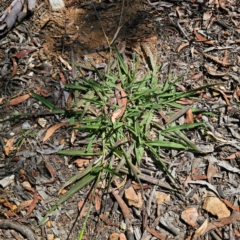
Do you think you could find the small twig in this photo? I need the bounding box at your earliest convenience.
[167,105,192,124]
[0,219,35,240]
[176,20,189,40]
[119,167,178,191]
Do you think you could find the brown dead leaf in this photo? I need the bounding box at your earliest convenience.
[10,57,18,77]
[191,72,203,80]
[181,207,199,227]
[207,162,218,183]
[94,194,101,212]
[207,131,228,142]
[16,48,37,59]
[237,56,240,65]
[175,98,195,105]
[124,186,143,208]
[16,200,33,212]
[235,229,240,237]
[45,161,55,179]
[204,64,226,77]
[26,191,38,216]
[193,218,208,239]
[43,122,68,143]
[146,226,166,240]
[221,198,240,212]
[59,72,67,84]
[233,86,240,102]
[78,200,86,218]
[9,94,31,105]
[194,28,207,41]
[99,213,117,226]
[3,201,17,211]
[112,190,131,220]
[203,197,230,219]
[194,28,215,44]
[4,137,15,156]
[185,108,194,124]
[205,212,240,235]
[226,152,238,160]
[21,181,35,193]
[177,42,189,53]
[202,52,234,66]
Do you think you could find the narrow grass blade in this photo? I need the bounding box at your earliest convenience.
[58,150,102,156]
[30,92,58,111]
[146,140,186,150]
[163,122,205,132]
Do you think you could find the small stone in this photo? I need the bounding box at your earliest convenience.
[120,221,126,230]
[125,187,143,208]
[155,192,170,204]
[232,66,238,72]
[22,121,31,130]
[203,197,230,219]
[181,207,199,227]
[109,233,119,240]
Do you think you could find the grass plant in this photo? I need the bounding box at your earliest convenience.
[36,49,211,238]
[3,49,212,239]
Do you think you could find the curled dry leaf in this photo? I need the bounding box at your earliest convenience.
[78,200,86,218]
[194,29,214,44]
[204,64,226,77]
[207,162,218,183]
[181,207,199,227]
[233,86,240,102]
[145,226,166,240]
[205,212,240,236]
[45,161,55,179]
[26,191,38,216]
[16,200,33,212]
[59,72,67,84]
[4,137,15,156]
[94,194,101,212]
[185,108,194,124]
[221,198,240,212]
[43,122,68,143]
[10,57,18,77]
[193,218,208,239]
[112,190,131,220]
[177,42,189,53]
[207,131,229,143]
[58,55,72,70]
[99,213,117,226]
[202,52,234,66]
[191,72,203,80]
